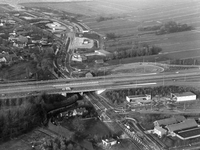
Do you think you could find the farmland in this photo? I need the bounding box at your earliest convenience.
[21,0,200,62]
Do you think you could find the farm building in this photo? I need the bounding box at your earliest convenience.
[126,94,151,103]
[166,119,197,135]
[153,115,186,127]
[171,92,196,102]
[153,126,167,138]
[166,118,200,140]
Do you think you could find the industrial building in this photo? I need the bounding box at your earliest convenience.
[171,92,196,102]
[126,94,151,104]
[153,116,186,127]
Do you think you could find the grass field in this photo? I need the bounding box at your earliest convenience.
[21,0,200,61]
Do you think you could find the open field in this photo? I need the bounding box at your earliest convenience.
[21,0,200,61]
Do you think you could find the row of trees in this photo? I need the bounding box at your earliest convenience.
[110,44,162,60]
[105,86,200,104]
[96,16,114,22]
[170,58,200,65]
[138,21,194,35]
[40,137,86,150]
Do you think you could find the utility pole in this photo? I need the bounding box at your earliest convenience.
[163,73,165,86]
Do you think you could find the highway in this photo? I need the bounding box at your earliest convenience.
[0,69,200,97]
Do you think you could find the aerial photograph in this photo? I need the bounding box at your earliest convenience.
[0,0,200,149]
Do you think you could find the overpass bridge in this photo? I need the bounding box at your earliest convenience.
[0,69,200,98]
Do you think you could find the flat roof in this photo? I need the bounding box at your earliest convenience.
[171,92,195,97]
[175,127,200,139]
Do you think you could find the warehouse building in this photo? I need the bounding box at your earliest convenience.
[171,92,196,102]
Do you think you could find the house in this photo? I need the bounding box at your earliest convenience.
[72,54,82,62]
[72,107,88,116]
[153,116,186,127]
[171,92,196,102]
[0,57,6,63]
[102,138,117,147]
[166,119,198,136]
[126,94,151,103]
[95,59,104,64]
[154,126,167,137]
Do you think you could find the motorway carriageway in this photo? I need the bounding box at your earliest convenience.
[0,70,200,95]
[0,68,199,88]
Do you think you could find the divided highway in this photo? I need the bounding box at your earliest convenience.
[0,69,200,97]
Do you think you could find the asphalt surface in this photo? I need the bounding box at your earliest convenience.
[0,68,200,97]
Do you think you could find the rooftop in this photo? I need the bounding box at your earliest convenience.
[172,92,195,97]
[126,94,151,99]
[167,119,197,132]
[154,115,186,126]
[175,127,200,140]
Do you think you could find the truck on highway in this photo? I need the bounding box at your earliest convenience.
[62,87,71,91]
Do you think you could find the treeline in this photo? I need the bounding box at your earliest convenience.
[170,58,200,65]
[138,21,194,35]
[105,86,200,104]
[110,44,162,60]
[40,136,86,150]
[96,16,114,22]
[0,93,79,143]
[106,33,120,40]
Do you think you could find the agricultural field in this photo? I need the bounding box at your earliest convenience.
[21,0,200,62]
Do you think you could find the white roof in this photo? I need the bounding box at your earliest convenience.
[172,92,195,97]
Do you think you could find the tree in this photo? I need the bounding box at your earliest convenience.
[72,117,85,132]
[67,143,73,150]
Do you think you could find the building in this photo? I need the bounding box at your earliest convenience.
[171,92,196,102]
[166,119,197,135]
[102,138,117,147]
[154,126,167,137]
[72,54,83,62]
[0,57,6,63]
[153,115,186,127]
[95,59,104,64]
[126,94,151,103]
[72,107,88,116]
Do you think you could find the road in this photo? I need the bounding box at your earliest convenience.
[0,69,200,97]
[86,92,147,150]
